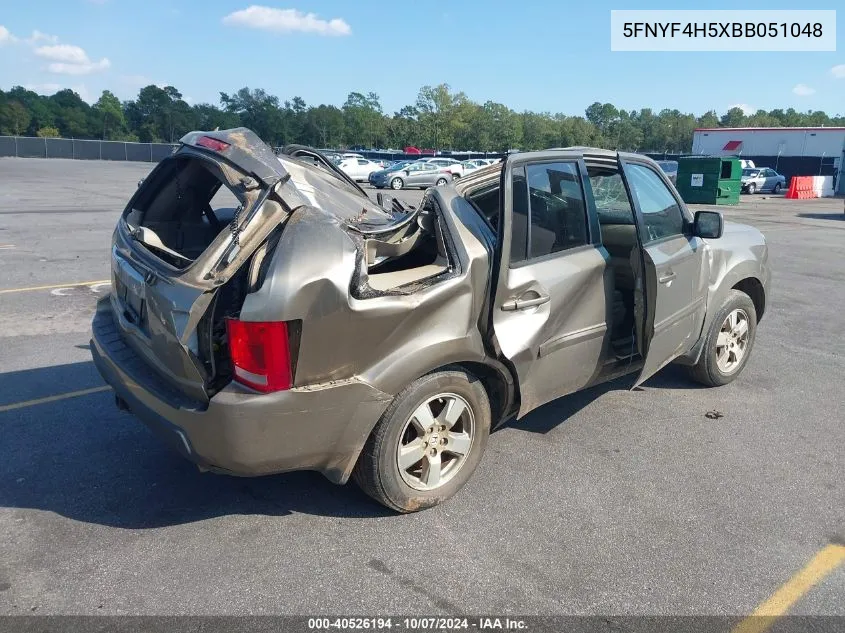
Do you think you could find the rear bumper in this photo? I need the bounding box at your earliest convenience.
[90,298,393,483]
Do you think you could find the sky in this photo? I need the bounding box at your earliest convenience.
[0,0,843,117]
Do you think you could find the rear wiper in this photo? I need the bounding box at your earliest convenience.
[130,226,194,265]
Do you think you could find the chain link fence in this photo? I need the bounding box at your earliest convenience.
[0,136,178,162]
[0,136,494,164]
[1,136,513,164]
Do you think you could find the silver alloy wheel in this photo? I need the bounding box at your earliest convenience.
[436,178,448,186]
[747,183,756,194]
[396,393,474,491]
[391,178,403,190]
[716,308,750,374]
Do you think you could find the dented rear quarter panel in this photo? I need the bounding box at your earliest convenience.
[240,188,497,399]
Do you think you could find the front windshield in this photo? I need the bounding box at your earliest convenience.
[742,169,760,177]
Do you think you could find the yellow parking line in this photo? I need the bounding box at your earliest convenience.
[0,386,112,413]
[732,543,845,633]
[0,280,110,295]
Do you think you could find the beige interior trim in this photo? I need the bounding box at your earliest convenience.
[367,259,449,291]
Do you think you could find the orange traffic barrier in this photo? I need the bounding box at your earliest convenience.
[785,178,798,198]
[800,176,817,199]
[785,176,817,199]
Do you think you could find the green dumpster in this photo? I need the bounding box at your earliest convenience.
[675,156,741,205]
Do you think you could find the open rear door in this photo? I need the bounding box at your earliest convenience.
[618,154,707,388]
[490,150,611,415]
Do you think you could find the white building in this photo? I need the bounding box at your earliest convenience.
[691,127,844,193]
[692,127,845,158]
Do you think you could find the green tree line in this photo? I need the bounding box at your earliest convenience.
[1,83,843,153]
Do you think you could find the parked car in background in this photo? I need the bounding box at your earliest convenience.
[389,159,416,170]
[367,160,415,187]
[370,161,453,189]
[416,157,464,178]
[463,159,496,169]
[319,150,341,162]
[92,130,770,513]
[461,160,481,175]
[338,157,383,181]
[741,168,786,194]
[656,160,678,185]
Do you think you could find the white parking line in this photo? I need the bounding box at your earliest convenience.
[0,280,110,295]
[0,386,111,414]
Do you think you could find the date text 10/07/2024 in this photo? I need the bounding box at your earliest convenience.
[307,618,529,630]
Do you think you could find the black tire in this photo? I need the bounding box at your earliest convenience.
[773,182,782,194]
[435,178,448,186]
[746,182,757,195]
[353,368,491,513]
[390,177,403,190]
[687,290,758,387]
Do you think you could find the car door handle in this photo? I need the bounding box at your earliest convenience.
[501,294,551,311]
[658,271,677,284]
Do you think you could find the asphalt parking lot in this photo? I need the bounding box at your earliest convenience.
[0,158,843,617]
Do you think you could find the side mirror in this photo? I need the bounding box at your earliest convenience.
[694,210,723,239]
[404,170,410,176]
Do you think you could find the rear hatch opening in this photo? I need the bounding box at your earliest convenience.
[110,134,291,403]
[123,154,251,268]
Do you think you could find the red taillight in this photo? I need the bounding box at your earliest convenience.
[225,319,292,392]
[196,136,230,152]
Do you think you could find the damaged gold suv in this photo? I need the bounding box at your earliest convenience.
[91,129,770,512]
